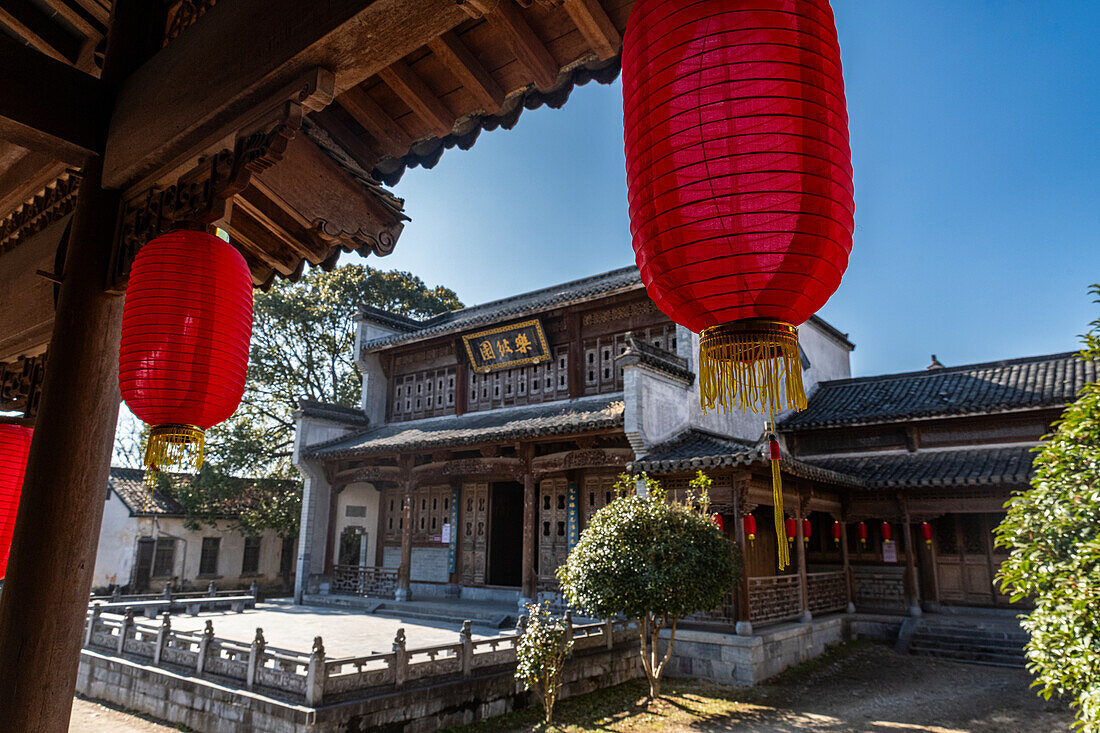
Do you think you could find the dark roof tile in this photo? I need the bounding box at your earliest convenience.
[804,446,1036,490]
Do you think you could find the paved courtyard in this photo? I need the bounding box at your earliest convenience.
[102,599,506,657]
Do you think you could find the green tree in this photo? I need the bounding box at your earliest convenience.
[996,284,1100,730]
[515,602,574,726]
[557,471,739,699]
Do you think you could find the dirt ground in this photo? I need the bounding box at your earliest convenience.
[68,644,1075,732]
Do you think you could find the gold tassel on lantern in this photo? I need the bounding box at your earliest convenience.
[698,319,807,415]
[144,424,206,474]
[769,430,789,570]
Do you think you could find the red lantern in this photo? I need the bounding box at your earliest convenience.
[920,521,933,547]
[785,516,797,543]
[857,521,868,546]
[711,513,724,531]
[119,230,253,472]
[743,513,757,542]
[623,0,853,418]
[802,518,812,544]
[832,520,842,546]
[881,522,893,543]
[0,425,32,578]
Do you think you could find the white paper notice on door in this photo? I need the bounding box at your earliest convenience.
[882,541,897,563]
[441,523,451,544]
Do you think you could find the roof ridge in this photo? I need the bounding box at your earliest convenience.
[815,351,1082,388]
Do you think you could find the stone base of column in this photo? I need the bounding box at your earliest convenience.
[846,602,856,614]
[801,610,813,624]
[444,584,461,599]
[908,604,923,618]
[395,588,410,602]
[735,621,753,636]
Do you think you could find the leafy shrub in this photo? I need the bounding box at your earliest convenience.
[515,602,574,725]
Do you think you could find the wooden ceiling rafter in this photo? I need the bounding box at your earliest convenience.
[427,30,506,114]
[465,0,560,91]
[337,86,414,159]
[562,0,620,60]
[0,0,83,66]
[377,60,457,139]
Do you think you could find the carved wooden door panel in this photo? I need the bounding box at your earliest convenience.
[581,472,617,531]
[934,514,1007,606]
[461,482,489,584]
[539,477,569,580]
[380,488,401,545]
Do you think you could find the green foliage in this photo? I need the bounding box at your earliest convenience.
[557,472,739,697]
[515,602,574,725]
[157,467,301,539]
[996,284,1100,730]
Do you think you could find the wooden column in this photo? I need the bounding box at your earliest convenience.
[396,468,414,601]
[447,478,463,587]
[731,477,752,636]
[901,501,921,617]
[794,491,811,623]
[453,337,467,416]
[839,518,856,613]
[520,451,537,604]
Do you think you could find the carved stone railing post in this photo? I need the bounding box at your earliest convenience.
[196,620,214,677]
[459,620,473,677]
[85,603,102,648]
[117,609,134,655]
[207,581,217,597]
[393,628,408,688]
[250,580,259,601]
[111,588,120,602]
[605,618,614,649]
[162,583,172,601]
[305,636,326,706]
[563,610,573,647]
[154,613,171,666]
[247,628,266,691]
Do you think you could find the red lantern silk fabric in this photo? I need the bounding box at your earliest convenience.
[119,231,252,437]
[832,520,842,544]
[0,425,32,577]
[623,0,853,331]
[785,516,797,541]
[743,513,757,539]
[880,522,892,542]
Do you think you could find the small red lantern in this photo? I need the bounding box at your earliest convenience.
[785,516,797,543]
[711,513,724,532]
[832,520,842,546]
[881,522,893,543]
[743,514,757,543]
[920,521,933,547]
[0,425,32,578]
[802,518,812,544]
[119,230,253,472]
[857,521,868,546]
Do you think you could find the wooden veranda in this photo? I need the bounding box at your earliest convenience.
[0,0,633,728]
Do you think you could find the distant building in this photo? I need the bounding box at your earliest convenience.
[92,468,297,595]
[291,265,1095,627]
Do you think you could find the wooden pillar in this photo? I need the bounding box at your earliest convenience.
[901,503,921,617]
[396,469,414,601]
[520,459,537,605]
[453,337,467,416]
[731,477,752,636]
[794,491,811,623]
[839,518,856,613]
[447,478,462,588]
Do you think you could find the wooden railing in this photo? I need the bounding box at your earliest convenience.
[331,565,399,599]
[806,571,848,615]
[747,574,802,625]
[84,605,635,706]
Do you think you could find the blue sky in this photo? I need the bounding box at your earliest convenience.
[377,0,1100,378]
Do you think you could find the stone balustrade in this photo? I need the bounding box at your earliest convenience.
[83,604,634,706]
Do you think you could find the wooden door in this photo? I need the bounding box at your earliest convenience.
[933,513,1008,606]
[461,483,488,585]
[131,538,154,593]
[539,476,569,581]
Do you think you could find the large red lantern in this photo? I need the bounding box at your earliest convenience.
[119,230,253,472]
[881,521,893,543]
[832,520,842,546]
[743,513,757,542]
[857,521,868,546]
[802,518,812,544]
[785,516,797,543]
[0,425,32,577]
[920,521,933,547]
[623,0,852,571]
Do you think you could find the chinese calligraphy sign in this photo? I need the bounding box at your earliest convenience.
[462,319,551,373]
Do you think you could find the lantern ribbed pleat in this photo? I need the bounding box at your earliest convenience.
[0,424,32,578]
[623,0,854,416]
[119,231,253,472]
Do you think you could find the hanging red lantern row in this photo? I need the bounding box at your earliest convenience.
[920,521,933,547]
[857,521,868,547]
[119,230,253,473]
[832,520,842,546]
[881,522,893,543]
[0,424,32,578]
[743,513,757,544]
[785,516,797,543]
[622,0,853,572]
[711,513,724,532]
[802,518,812,545]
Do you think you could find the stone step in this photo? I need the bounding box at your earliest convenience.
[909,643,1027,668]
[911,632,1026,652]
[371,605,516,629]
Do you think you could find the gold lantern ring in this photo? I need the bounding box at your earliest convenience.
[698,318,807,417]
[144,424,206,473]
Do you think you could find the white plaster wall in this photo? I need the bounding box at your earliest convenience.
[356,318,403,425]
[623,364,691,455]
[800,318,853,390]
[333,482,380,567]
[92,492,140,589]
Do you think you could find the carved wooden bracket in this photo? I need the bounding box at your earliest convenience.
[532,448,631,475]
[165,0,219,46]
[0,352,47,421]
[0,173,81,254]
[109,101,304,290]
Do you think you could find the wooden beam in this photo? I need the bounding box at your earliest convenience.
[0,33,107,163]
[103,0,469,189]
[70,0,109,27]
[309,105,382,172]
[481,0,558,91]
[428,30,505,114]
[0,0,82,64]
[336,86,412,158]
[563,0,619,61]
[38,0,103,40]
[378,60,456,138]
[0,149,69,220]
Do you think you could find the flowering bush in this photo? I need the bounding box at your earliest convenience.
[515,602,574,726]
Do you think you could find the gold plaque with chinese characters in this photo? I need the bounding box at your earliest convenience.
[462,319,551,374]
